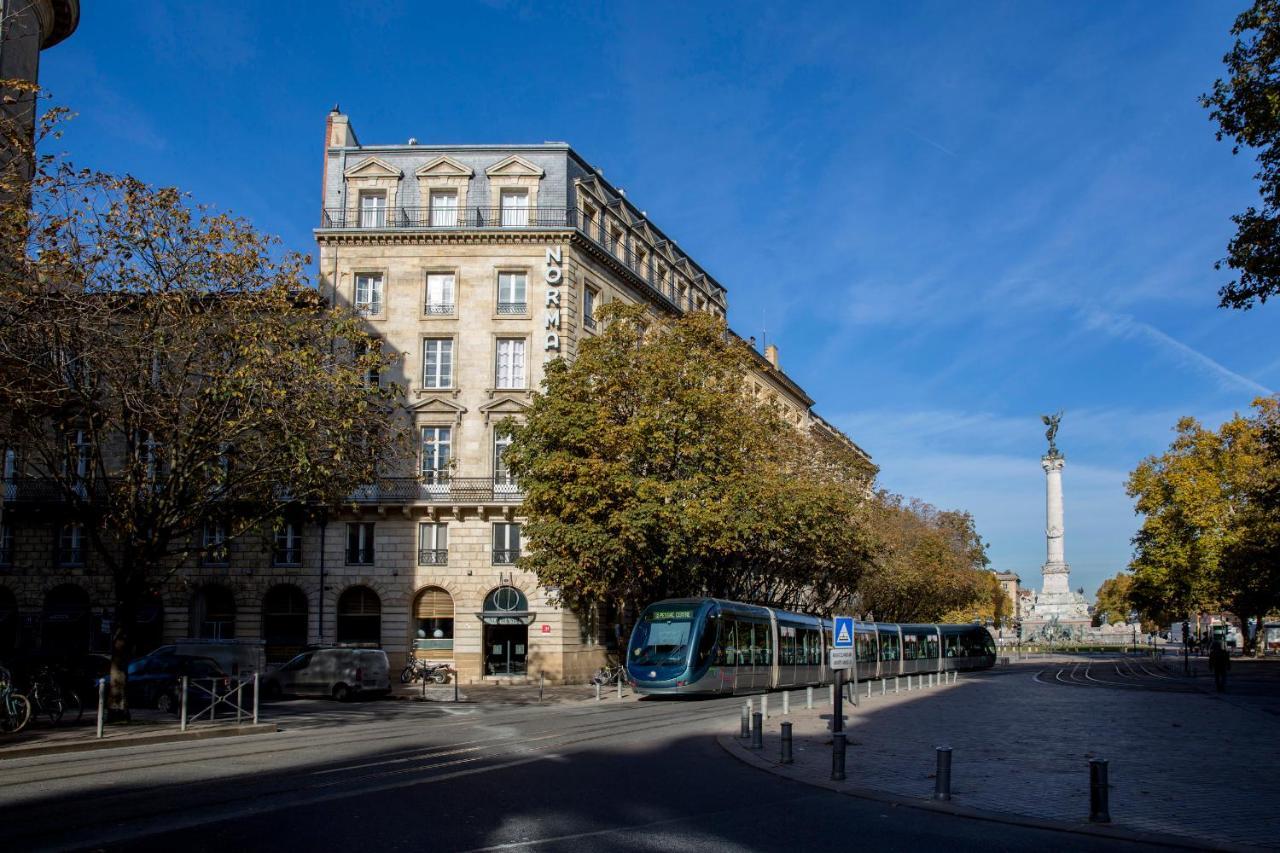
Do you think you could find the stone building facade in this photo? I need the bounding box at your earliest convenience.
[0,108,871,685]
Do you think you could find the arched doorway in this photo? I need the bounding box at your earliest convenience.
[190,585,236,639]
[0,586,17,655]
[42,584,91,658]
[482,586,529,676]
[263,585,308,664]
[412,587,453,661]
[336,586,380,645]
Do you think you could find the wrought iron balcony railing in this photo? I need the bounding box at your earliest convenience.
[492,549,520,565]
[496,301,527,315]
[345,476,523,504]
[417,548,448,566]
[322,206,576,230]
[424,302,455,315]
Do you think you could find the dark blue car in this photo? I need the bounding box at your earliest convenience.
[125,654,226,714]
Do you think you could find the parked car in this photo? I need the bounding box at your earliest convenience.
[142,640,263,677]
[262,648,390,701]
[125,654,226,714]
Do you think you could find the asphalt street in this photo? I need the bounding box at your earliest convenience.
[1,691,1180,852]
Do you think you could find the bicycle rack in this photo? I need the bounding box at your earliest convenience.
[179,674,259,732]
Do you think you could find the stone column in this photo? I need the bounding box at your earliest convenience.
[1041,454,1069,595]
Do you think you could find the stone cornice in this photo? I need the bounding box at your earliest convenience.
[314,228,575,247]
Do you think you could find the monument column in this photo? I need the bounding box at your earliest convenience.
[1041,453,1069,595]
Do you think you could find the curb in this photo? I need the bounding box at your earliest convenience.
[0,723,278,760]
[715,734,1258,852]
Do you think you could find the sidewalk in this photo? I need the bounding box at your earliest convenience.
[0,714,276,760]
[391,680,639,705]
[719,658,1279,850]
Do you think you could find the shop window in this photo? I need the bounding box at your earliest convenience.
[413,587,454,657]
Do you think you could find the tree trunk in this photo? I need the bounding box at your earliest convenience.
[107,593,138,721]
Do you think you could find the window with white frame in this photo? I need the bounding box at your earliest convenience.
[417,522,448,565]
[582,201,597,236]
[64,429,92,486]
[202,520,228,566]
[425,273,455,315]
[500,189,529,226]
[346,522,375,565]
[359,191,387,227]
[497,272,526,314]
[493,430,514,486]
[273,521,303,566]
[354,273,384,316]
[429,190,458,227]
[492,522,521,565]
[419,426,452,483]
[495,338,526,389]
[58,522,85,566]
[422,338,454,388]
[583,286,598,330]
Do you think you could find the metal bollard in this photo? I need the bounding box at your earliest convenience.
[617,672,623,700]
[750,712,763,750]
[831,732,847,781]
[539,672,544,704]
[740,702,751,738]
[454,670,459,703]
[180,675,189,733]
[596,682,602,702]
[866,681,871,699]
[806,685,813,709]
[780,721,793,764]
[907,675,912,691]
[895,676,900,694]
[96,678,105,739]
[881,680,886,696]
[934,746,952,801]
[1089,758,1111,823]
[252,673,260,725]
[828,683,834,706]
[782,690,790,716]
[762,694,769,719]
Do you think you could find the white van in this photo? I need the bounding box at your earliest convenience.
[261,648,390,701]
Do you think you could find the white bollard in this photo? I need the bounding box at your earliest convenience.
[866,681,871,699]
[617,672,623,700]
[96,678,105,739]
[806,685,813,709]
[253,673,260,725]
[881,680,886,697]
[907,675,912,691]
[828,684,834,706]
[895,676,900,694]
[180,675,189,732]
[596,682,601,701]
[762,694,769,719]
[783,691,790,715]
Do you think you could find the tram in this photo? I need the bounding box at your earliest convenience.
[625,597,996,696]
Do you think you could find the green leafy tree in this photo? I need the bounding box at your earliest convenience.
[1202,0,1280,309]
[0,146,404,712]
[1126,399,1280,652]
[1093,572,1135,627]
[502,303,876,622]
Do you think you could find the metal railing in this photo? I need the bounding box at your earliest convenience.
[322,206,576,230]
[496,301,527,315]
[417,548,448,565]
[179,674,259,731]
[346,476,523,504]
[424,302,455,315]
[492,549,520,565]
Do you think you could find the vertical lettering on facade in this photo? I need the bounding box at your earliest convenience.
[544,246,562,351]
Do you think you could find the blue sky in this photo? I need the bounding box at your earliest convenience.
[39,2,1278,599]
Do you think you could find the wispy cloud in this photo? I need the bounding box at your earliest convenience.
[905,128,958,158]
[1080,306,1274,397]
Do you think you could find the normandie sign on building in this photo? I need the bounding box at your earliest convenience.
[0,105,870,685]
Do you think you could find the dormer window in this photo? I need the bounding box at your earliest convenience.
[500,190,529,227]
[430,190,458,227]
[582,202,597,236]
[359,191,387,228]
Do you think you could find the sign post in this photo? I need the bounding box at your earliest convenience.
[831,616,855,725]
[833,616,857,707]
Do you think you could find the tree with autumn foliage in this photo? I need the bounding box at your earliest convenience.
[1126,399,1280,653]
[0,113,404,713]
[501,303,877,621]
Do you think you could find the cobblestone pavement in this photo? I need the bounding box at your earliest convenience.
[722,655,1280,850]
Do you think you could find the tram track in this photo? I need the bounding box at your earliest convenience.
[1034,659,1201,693]
[1,697,744,847]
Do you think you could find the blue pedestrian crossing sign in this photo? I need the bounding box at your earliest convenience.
[834,616,854,648]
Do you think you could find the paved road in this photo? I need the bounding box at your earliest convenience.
[0,692,1170,852]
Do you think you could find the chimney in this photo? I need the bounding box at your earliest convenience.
[764,344,779,368]
[327,106,358,148]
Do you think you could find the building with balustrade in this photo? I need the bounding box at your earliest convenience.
[0,107,872,684]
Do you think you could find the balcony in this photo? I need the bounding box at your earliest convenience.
[496,301,527,315]
[424,302,455,316]
[318,206,689,316]
[492,549,520,565]
[345,476,523,505]
[417,548,448,566]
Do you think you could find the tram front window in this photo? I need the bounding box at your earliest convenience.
[631,607,697,667]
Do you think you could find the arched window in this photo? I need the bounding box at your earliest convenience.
[0,585,17,653]
[263,585,308,665]
[336,586,381,645]
[42,584,91,656]
[483,585,527,613]
[190,584,236,639]
[413,587,453,659]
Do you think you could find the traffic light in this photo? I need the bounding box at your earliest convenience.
[1182,621,1190,644]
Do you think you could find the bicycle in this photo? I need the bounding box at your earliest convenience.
[590,663,624,686]
[27,667,83,726]
[0,667,31,735]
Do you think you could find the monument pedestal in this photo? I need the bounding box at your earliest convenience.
[1023,453,1091,639]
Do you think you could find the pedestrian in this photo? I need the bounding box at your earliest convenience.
[1209,640,1230,692]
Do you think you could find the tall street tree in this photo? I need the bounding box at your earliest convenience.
[501,303,877,621]
[1126,399,1280,652]
[0,155,404,712]
[1203,0,1280,309]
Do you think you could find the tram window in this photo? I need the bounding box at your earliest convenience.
[902,634,920,660]
[855,632,876,663]
[780,625,797,666]
[804,629,822,665]
[761,621,773,665]
[696,614,718,665]
[925,635,939,659]
[879,632,900,661]
[716,616,735,666]
[944,635,960,657]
